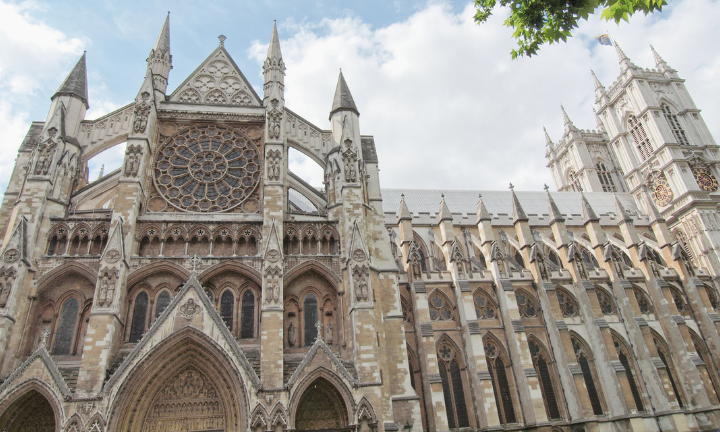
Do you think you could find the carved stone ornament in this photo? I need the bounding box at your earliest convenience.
[352,249,366,262]
[105,249,121,264]
[266,249,281,263]
[0,267,17,308]
[34,139,57,176]
[264,266,282,305]
[3,248,19,263]
[133,91,151,134]
[267,99,282,140]
[342,140,358,183]
[179,298,202,319]
[80,402,95,416]
[97,267,119,308]
[353,265,370,302]
[38,327,51,350]
[266,149,281,181]
[124,144,144,177]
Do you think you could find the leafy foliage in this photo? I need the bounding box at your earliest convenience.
[474,0,666,58]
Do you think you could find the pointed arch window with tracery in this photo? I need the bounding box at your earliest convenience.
[516,289,538,318]
[568,170,583,192]
[596,161,617,192]
[473,290,497,319]
[572,336,604,415]
[653,336,684,408]
[129,291,149,343]
[556,288,579,318]
[669,285,690,317]
[240,290,255,339]
[484,339,517,424]
[595,288,616,315]
[429,292,454,321]
[53,297,79,355]
[629,115,654,160]
[529,340,562,420]
[613,336,645,412]
[437,341,470,429]
[661,103,689,145]
[633,288,654,315]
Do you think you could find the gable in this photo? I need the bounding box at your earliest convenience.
[169,46,261,106]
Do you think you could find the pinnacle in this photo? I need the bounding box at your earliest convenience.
[398,193,411,221]
[614,194,633,223]
[439,195,453,221]
[153,13,171,57]
[581,193,599,223]
[561,105,572,125]
[591,70,604,90]
[476,194,491,223]
[510,187,528,223]
[650,44,666,66]
[614,41,628,62]
[593,108,604,131]
[53,52,89,108]
[267,20,283,60]
[329,70,359,120]
[543,126,553,147]
[545,187,564,224]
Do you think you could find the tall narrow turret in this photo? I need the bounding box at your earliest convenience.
[263,21,285,103]
[147,13,172,93]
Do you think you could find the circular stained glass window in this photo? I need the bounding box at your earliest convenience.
[154,124,261,212]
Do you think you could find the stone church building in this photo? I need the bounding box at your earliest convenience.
[1,15,720,432]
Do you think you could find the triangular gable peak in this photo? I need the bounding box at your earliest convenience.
[0,346,72,400]
[100,217,126,266]
[1,216,28,266]
[285,335,357,390]
[347,220,369,264]
[103,272,260,402]
[169,46,261,106]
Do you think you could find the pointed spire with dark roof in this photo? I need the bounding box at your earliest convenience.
[153,13,171,58]
[614,195,633,223]
[476,194,491,223]
[53,53,89,108]
[398,193,411,221]
[438,194,452,221]
[329,70,359,120]
[267,20,282,60]
[510,184,528,222]
[545,184,564,224]
[581,193,599,223]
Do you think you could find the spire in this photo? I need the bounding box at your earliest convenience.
[153,13,171,58]
[591,70,604,91]
[398,193,411,221]
[593,108,605,132]
[614,41,635,71]
[476,194,491,223]
[581,192,599,223]
[561,105,576,133]
[438,194,452,221]
[510,184,528,222]
[650,45,664,65]
[329,70,359,120]
[545,184,564,224]
[544,126,553,147]
[614,194,633,223]
[53,52,89,108]
[267,20,282,61]
[147,13,172,93]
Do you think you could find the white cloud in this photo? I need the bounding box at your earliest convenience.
[251,0,720,192]
[0,0,86,191]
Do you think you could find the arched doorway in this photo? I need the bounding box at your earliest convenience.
[295,378,349,431]
[0,389,57,432]
[109,328,248,432]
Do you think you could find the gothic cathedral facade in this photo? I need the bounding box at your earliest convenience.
[1,16,720,432]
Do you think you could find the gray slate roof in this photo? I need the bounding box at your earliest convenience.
[19,122,45,152]
[53,53,89,106]
[381,188,642,220]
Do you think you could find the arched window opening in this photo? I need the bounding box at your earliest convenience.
[53,297,79,355]
[129,291,149,343]
[705,285,720,311]
[474,291,497,319]
[568,170,583,192]
[613,338,645,412]
[556,289,579,318]
[304,293,318,346]
[596,161,617,192]
[47,235,59,255]
[634,288,654,315]
[437,341,470,428]
[484,340,517,424]
[69,236,81,255]
[529,340,562,420]
[572,337,604,415]
[90,234,105,255]
[284,228,300,255]
[669,285,690,317]
[139,237,152,256]
[220,290,234,330]
[654,337,684,408]
[516,289,538,318]
[596,288,616,315]
[691,331,720,404]
[155,291,171,318]
[662,104,689,145]
[629,115,654,160]
[674,229,694,260]
[429,292,454,321]
[240,290,255,339]
[213,236,233,256]
[188,234,210,256]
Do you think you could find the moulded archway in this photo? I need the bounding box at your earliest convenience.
[294,377,350,431]
[0,381,62,432]
[108,327,249,432]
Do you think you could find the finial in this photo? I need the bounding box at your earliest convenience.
[218,35,226,46]
[441,193,445,198]
[190,254,202,272]
[543,184,549,191]
[591,69,604,90]
[650,44,666,66]
[509,183,514,191]
[478,193,482,199]
[401,193,405,198]
[561,105,571,124]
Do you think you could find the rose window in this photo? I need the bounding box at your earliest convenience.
[154,124,260,212]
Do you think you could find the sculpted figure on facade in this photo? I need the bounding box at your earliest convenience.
[97,267,119,307]
[267,149,281,181]
[267,99,282,139]
[353,265,369,302]
[264,266,281,305]
[287,321,297,347]
[343,141,357,183]
[0,267,17,308]
[124,145,143,177]
[34,139,57,176]
[133,91,151,134]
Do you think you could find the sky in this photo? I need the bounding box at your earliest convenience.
[0,0,718,194]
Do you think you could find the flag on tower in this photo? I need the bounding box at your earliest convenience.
[596,34,612,46]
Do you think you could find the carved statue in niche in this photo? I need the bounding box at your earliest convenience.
[265,267,282,305]
[97,267,119,307]
[133,92,151,134]
[0,267,17,308]
[288,321,297,347]
[353,265,369,302]
[34,139,57,175]
[536,253,549,281]
[124,145,143,177]
[342,140,357,183]
[574,251,588,280]
[39,327,51,350]
[267,99,282,139]
[267,149,281,181]
[325,321,333,345]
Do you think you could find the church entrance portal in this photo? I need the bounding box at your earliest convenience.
[295,378,349,432]
[0,389,56,432]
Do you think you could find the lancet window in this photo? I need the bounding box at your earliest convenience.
[556,288,579,318]
[240,290,255,339]
[47,227,68,256]
[571,335,604,415]
[236,227,258,256]
[53,297,80,355]
[669,285,690,317]
[596,161,617,192]
[303,293,319,346]
[529,340,562,420]
[662,103,689,145]
[68,225,91,256]
[129,291,149,343]
[220,289,234,330]
[613,336,645,412]
[89,225,109,255]
[473,290,497,319]
[690,330,720,404]
[629,115,654,160]
[155,291,171,318]
[653,335,684,408]
[437,340,470,428]
[568,170,583,192]
[484,338,517,424]
[516,289,538,318]
[705,285,720,311]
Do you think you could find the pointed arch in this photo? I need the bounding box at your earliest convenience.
[610,330,646,413]
[36,262,97,294]
[0,379,64,432]
[427,288,456,322]
[515,288,539,318]
[473,287,498,319]
[63,412,84,432]
[688,328,720,404]
[283,260,341,286]
[198,261,262,286]
[555,287,579,318]
[107,326,250,432]
[126,262,190,288]
[356,396,378,425]
[650,329,685,408]
[569,332,605,415]
[288,368,354,430]
[482,332,518,425]
[527,336,563,420]
[436,334,471,428]
[251,403,269,431]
